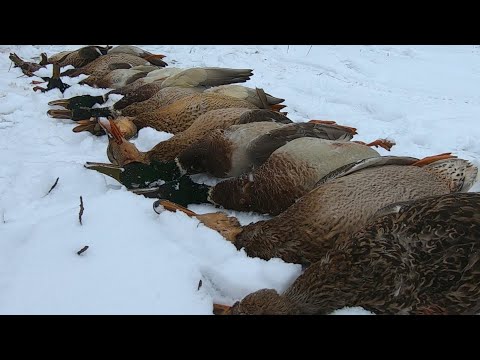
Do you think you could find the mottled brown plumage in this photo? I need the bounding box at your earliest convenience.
[79,66,159,89]
[107,45,168,67]
[118,87,204,116]
[107,67,253,98]
[231,156,478,265]
[208,137,380,215]
[40,46,110,68]
[60,53,150,78]
[205,85,285,109]
[177,120,357,178]
[128,93,258,134]
[160,156,478,270]
[103,109,291,166]
[224,192,480,315]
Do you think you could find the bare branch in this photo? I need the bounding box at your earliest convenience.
[77,246,89,255]
[79,196,84,225]
[44,177,59,197]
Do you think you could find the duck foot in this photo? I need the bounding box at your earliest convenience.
[354,138,395,151]
[153,199,242,242]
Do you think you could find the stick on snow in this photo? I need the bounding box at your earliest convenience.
[79,196,84,225]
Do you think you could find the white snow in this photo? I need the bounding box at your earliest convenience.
[1,45,479,314]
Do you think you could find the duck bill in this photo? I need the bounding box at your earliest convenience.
[48,99,71,108]
[99,118,123,144]
[47,109,73,119]
[84,162,123,182]
[213,303,232,315]
[72,119,102,135]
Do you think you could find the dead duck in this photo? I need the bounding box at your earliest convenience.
[147,132,393,215]
[85,119,360,196]
[154,154,478,267]
[77,65,160,88]
[48,86,202,121]
[213,192,480,315]
[48,67,255,115]
[39,46,111,68]
[97,109,292,166]
[9,53,45,77]
[176,119,358,178]
[107,45,168,67]
[50,93,259,134]
[59,53,151,78]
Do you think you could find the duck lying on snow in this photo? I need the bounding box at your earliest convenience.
[85,117,355,190]
[47,67,265,117]
[153,154,478,266]
[39,46,111,68]
[144,130,393,215]
[59,53,158,78]
[99,109,292,165]
[213,192,480,315]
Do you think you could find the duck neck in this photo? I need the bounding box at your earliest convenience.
[90,107,114,118]
[119,160,186,189]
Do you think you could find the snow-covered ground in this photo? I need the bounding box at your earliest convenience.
[0,45,479,314]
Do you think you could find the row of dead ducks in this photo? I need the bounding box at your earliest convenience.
[13,45,480,315]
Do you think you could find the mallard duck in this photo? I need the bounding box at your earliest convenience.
[97,109,292,166]
[213,192,480,315]
[48,67,256,115]
[77,65,160,88]
[176,120,357,178]
[107,45,168,67]
[154,154,478,267]
[50,93,258,135]
[48,86,202,121]
[9,53,45,76]
[148,133,393,215]
[39,46,111,68]
[59,53,151,78]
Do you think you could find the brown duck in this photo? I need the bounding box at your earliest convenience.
[39,46,111,68]
[176,120,358,178]
[51,93,259,135]
[107,45,167,66]
[154,154,478,268]
[213,192,480,315]
[96,109,292,166]
[47,68,258,119]
[59,53,151,78]
[77,66,160,88]
[150,132,393,215]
